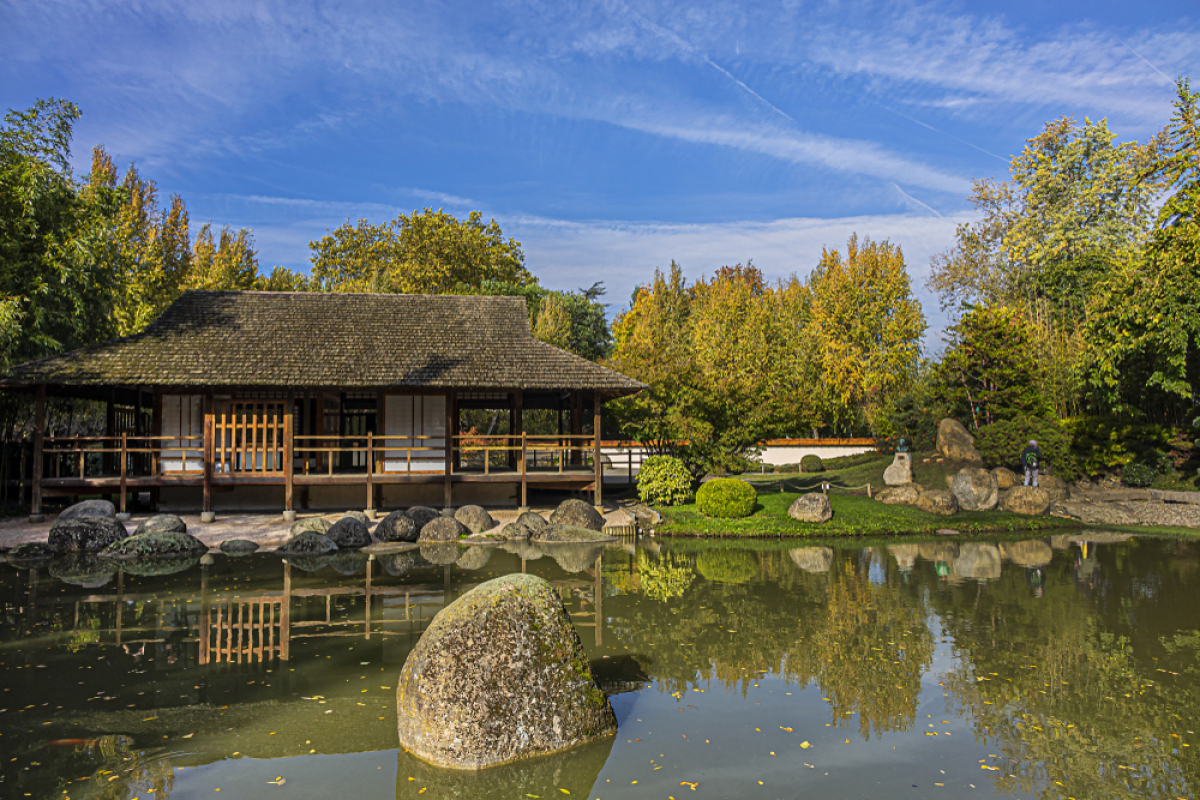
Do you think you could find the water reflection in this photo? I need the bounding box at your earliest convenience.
[1,533,1198,800]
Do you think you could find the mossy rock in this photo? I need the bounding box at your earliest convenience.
[9,542,52,561]
[327,516,371,549]
[49,554,116,588]
[549,498,605,531]
[133,514,187,537]
[418,516,468,542]
[454,505,496,534]
[219,539,259,555]
[277,531,337,556]
[406,506,442,531]
[57,499,116,521]
[120,556,200,577]
[515,511,549,533]
[49,517,129,553]
[695,478,757,519]
[502,521,533,540]
[531,524,617,544]
[100,530,208,559]
[696,550,757,584]
[290,517,332,537]
[800,454,825,473]
[343,510,371,525]
[375,510,419,543]
[396,574,617,768]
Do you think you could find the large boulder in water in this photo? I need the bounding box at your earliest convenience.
[396,574,617,768]
[326,516,371,549]
[420,542,462,566]
[936,418,981,462]
[290,517,332,537]
[220,539,259,555]
[544,543,604,573]
[787,493,832,523]
[790,546,834,573]
[999,486,1051,516]
[406,506,442,531]
[121,556,199,577]
[57,499,116,521]
[950,467,998,511]
[375,510,419,543]
[328,551,369,575]
[379,552,414,577]
[531,524,616,543]
[549,499,605,532]
[454,505,496,534]
[516,511,549,533]
[419,517,468,542]
[99,530,208,559]
[277,531,337,555]
[49,554,116,588]
[49,517,129,553]
[134,514,187,537]
[456,546,493,571]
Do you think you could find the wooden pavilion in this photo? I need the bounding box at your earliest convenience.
[2,290,645,520]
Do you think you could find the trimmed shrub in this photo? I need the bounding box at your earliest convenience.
[823,452,880,470]
[975,416,1079,481]
[637,456,694,506]
[1121,462,1158,487]
[695,478,757,519]
[800,455,825,473]
[696,550,757,584]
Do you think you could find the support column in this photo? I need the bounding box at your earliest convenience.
[511,390,522,471]
[30,384,45,522]
[283,390,295,519]
[443,390,453,510]
[593,392,603,509]
[201,394,214,522]
[570,391,583,466]
[150,389,163,510]
[103,389,115,483]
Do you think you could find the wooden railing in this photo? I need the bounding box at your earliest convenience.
[293,434,447,476]
[42,435,205,480]
[454,434,597,475]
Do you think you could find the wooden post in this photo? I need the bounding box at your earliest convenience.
[30,384,45,521]
[284,391,294,512]
[443,390,453,510]
[202,395,214,516]
[594,552,603,647]
[119,433,128,514]
[281,562,291,661]
[365,431,374,512]
[511,390,522,471]
[570,391,583,466]
[104,389,115,480]
[150,389,162,510]
[520,432,528,510]
[593,392,603,508]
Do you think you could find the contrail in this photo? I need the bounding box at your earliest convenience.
[705,58,796,123]
[891,183,943,217]
[1120,40,1175,85]
[882,106,1007,163]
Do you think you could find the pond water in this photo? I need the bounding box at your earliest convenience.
[1,533,1198,800]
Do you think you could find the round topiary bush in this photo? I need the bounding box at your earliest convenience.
[637,455,694,506]
[695,550,757,584]
[800,454,825,473]
[695,478,757,519]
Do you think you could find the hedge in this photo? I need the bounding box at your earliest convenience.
[695,478,758,519]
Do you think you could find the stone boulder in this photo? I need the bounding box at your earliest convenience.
[326,516,372,549]
[876,484,921,505]
[57,499,116,521]
[454,505,497,534]
[1039,475,1068,503]
[502,521,533,540]
[277,531,338,556]
[954,543,1002,580]
[789,546,834,573]
[950,467,999,511]
[406,506,442,531]
[456,547,493,571]
[531,524,617,544]
[936,418,981,462]
[375,510,419,543]
[916,489,959,516]
[99,530,208,559]
[219,539,259,555]
[343,510,371,525]
[396,574,617,768]
[999,486,1051,516]
[134,514,187,537]
[419,517,469,542]
[290,517,332,537]
[992,467,1018,489]
[998,540,1053,568]
[883,453,913,486]
[549,499,605,532]
[48,517,129,553]
[516,511,549,533]
[1050,500,1138,526]
[787,493,833,523]
[420,542,462,566]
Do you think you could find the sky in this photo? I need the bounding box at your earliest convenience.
[3,0,1197,344]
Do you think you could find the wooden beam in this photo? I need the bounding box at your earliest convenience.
[593,392,602,508]
[30,384,45,520]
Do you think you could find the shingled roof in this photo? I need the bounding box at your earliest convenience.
[1,291,646,394]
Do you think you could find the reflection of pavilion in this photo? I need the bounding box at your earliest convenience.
[12,551,605,668]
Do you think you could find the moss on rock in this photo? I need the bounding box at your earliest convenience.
[277,531,337,556]
[99,530,208,559]
[49,517,129,553]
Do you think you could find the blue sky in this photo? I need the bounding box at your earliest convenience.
[3,0,1197,342]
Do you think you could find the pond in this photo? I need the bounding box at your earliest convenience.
[1,532,1198,799]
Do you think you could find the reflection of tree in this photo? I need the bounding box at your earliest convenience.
[933,542,1200,800]
[638,551,694,601]
[604,545,933,739]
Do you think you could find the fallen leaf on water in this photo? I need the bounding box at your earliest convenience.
[559,790,571,794]
[780,727,793,732]
[680,781,699,790]
[799,741,811,749]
